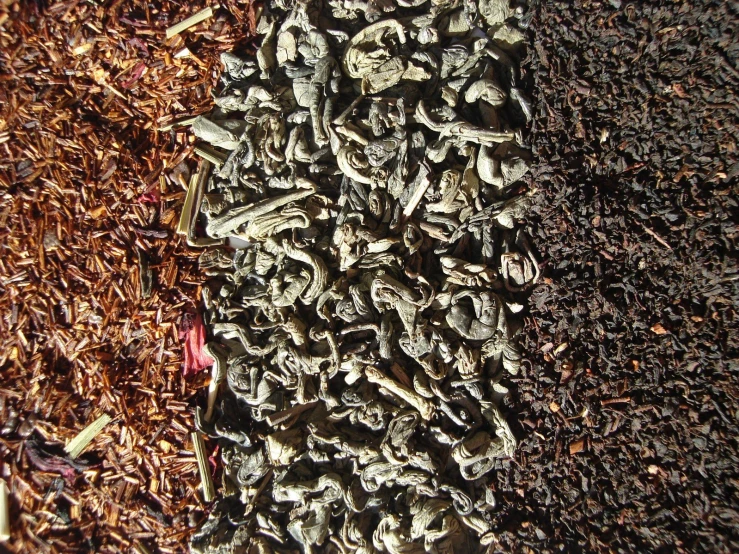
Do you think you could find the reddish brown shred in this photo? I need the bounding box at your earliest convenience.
[179,313,214,377]
[0,1,255,552]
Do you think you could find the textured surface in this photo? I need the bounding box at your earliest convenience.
[0,1,737,553]
[496,1,739,552]
[0,2,255,552]
[187,2,533,552]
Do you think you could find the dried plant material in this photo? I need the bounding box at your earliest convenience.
[183,161,226,247]
[165,7,215,39]
[194,145,228,166]
[600,397,630,409]
[137,248,153,300]
[73,42,93,57]
[25,438,92,480]
[0,1,256,551]
[553,342,568,355]
[569,439,585,456]
[64,414,112,459]
[402,165,432,218]
[134,544,154,554]
[180,313,214,377]
[479,0,515,25]
[185,1,535,552]
[0,479,9,542]
[177,173,200,236]
[192,431,216,503]
[157,115,200,132]
[637,221,673,251]
[137,181,162,204]
[88,204,107,220]
[509,0,739,551]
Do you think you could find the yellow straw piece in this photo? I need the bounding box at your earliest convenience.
[64,414,112,460]
[166,7,215,39]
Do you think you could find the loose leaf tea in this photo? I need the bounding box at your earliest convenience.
[188,1,536,552]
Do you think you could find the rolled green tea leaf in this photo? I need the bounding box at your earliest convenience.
[0,479,8,541]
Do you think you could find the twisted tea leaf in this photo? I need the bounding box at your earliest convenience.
[188,1,536,552]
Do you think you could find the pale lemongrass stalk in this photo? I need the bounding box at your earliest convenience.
[157,116,199,133]
[166,7,215,39]
[194,145,227,166]
[176,173,199,236]
[65,414,112,459]
[0,479,9,541]
[191,431,215,502]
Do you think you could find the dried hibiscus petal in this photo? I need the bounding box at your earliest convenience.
[25,438,92,482]
[120,61,146,90]
[179,312,214,377]
[137,181,161,204]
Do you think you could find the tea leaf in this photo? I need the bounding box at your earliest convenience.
[191,431,215,503]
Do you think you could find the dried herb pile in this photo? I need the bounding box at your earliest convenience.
[187,1,536,552]
[1,0,737,552]
[0,2,256,552]
[495,1,739,552]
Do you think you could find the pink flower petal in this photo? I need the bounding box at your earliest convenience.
[137,181,161,204]
[179,312,214,377]
[121,61,146,90]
